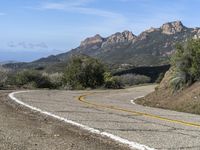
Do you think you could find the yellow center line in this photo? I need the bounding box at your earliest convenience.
[77,93,200,128]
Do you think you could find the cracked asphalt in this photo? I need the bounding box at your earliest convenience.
[13,85,200,149]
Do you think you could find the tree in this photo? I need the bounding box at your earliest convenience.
[63,55,106,89]
[103,72,122,89]
[0,66,8,88]
[189,39,200,80]
[8,70,55,89]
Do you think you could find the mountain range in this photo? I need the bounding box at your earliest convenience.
[0,60,19,65]
[4,21,200,71]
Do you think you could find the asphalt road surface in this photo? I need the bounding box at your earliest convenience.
[0,91,131,150]
[10,85,200,150]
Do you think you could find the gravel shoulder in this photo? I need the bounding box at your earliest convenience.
[0,90,130,150]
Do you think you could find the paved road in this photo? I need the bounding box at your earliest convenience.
[12,85,200,150]
[0,91,129,150]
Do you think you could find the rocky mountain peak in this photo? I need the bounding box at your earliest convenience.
[108,30,136,42]
[94,34,102,39]
[137,27,160,41]
[101,30,136,49]
[80,34,104,47]
[104,30,136,44]
[161,21,186,35]
[122,30,137,41]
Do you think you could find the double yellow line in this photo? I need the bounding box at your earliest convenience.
[78,93,200,128]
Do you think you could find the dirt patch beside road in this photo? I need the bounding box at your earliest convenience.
[0,90,130,150]
[136,82,200,115]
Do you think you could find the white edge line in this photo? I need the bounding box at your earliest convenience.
[131,96,145,105]
[9,91,155,150]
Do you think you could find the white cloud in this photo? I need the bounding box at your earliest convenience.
[7,41,48,49]
[42,3,66,10]
[41,0,93,9]
[33,0,128,36]
[30,0,186,41]
[38,0,126,21]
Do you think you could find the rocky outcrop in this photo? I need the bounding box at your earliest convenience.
[80,34,104,48]
[137,32,149,41]
[101,31,137,49]
[79,31,137,51]
[193,29,200,39]
[158,67,175,89]
[161,21,185,35]
[78,21,196,53]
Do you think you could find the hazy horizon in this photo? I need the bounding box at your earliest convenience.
[1,0,200,62]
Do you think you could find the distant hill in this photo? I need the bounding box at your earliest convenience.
[0,60,19,65]
[4,21,200,71]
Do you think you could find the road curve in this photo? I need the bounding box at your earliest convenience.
[0,91,129,150]
[9,85,200,150]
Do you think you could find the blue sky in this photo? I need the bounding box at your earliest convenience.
[0,0,200,62]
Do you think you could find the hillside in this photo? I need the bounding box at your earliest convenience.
[4,21,200,71]
[136,69,200,115]
[136,38,200,115]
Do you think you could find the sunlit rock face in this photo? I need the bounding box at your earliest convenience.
[101,31,137,49]
[193,29,200,39]
[161,21,185,35]
[80,34,104,48]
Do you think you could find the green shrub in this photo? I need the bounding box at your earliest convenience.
[170,39,200,90]
[35,76,53,88]
[7,70,55,89]
[104,72,122,89]
[0,70,8,88]
[63,55,106,89]
[43,72,63,89]
[5,73,18,86]
[170,71,187,91]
